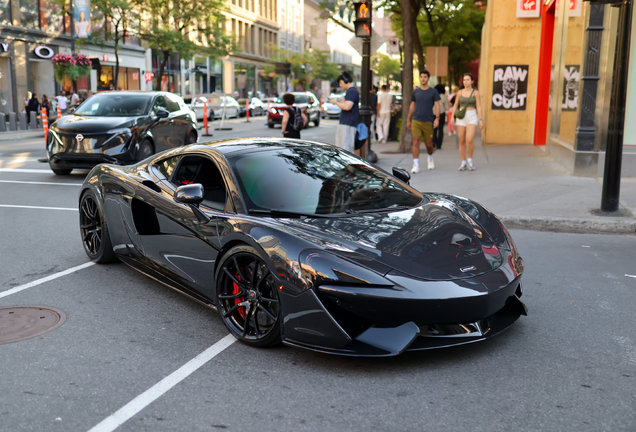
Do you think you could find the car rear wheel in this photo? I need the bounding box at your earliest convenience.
[267,122,274,128]
[186,131,197,144]
[51,168,72,175]
[79,190,117,263]
[136,139,154,162]
[215,245,281,347]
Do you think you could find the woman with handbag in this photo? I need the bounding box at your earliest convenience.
[450,73,484,171]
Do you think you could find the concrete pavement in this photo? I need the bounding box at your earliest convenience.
[370,131,636,235]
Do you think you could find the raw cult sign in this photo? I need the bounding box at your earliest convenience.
[491,65,528,111]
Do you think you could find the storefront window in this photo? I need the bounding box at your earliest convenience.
[151,51,180,93]
[0,57,13,115]
[98,66,140,91]
[21,0,40,29]
[234,63,255,98]
[0,0,10,25]
[98,66,113,91]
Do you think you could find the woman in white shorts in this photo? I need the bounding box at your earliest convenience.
[450,73,484,171]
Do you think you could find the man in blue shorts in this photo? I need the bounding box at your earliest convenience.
[406,70,440,172]
[329,71,359,153]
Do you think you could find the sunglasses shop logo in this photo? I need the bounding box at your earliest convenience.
[491,65,528,111]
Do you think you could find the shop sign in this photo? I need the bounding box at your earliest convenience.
[516,0,540,18]
[555,0,582,18]
[144,72,154,82]
[562,65,579,111]
[102,54,115,62]
[131,72,139,81]
[74,0,92,38]
[34,46,55,59]
[492,65,528,111]
[0,43,9,52]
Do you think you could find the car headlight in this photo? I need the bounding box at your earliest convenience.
[269,108,277,114]
[102,128,133,149]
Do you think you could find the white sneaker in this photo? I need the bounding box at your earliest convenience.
[411,164,420,174]
[427,157,435,170]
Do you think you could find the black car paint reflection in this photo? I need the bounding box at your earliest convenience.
[80,138,526,356]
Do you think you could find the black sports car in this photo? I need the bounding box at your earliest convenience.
[48,91,198,175]
[79,139,526,356]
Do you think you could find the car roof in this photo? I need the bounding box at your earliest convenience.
[179,138,335,157]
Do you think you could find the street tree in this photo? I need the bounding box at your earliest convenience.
[372,53,401,87]
[135,0,234,90]
[264,48,340,91]
[88,0,138,89]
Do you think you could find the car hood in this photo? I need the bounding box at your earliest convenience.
[279,196,504,281]
[53,115,137,133]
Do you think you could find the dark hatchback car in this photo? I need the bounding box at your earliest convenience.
[47,91,198,175]
[266,92,320,128]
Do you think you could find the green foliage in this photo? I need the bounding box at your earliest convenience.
[269,47,340,90]
[386,0,486,85]
[373,53,401,83]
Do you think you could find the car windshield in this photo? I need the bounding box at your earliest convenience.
[228,145,424,215]
[275,94,308,104]
[74,94,152,116]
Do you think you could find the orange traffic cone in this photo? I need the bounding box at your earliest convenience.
[57,105,62,120]
[42,108,49,143]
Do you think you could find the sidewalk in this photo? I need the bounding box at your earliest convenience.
[370,131,636,235]
[0,130,45,142]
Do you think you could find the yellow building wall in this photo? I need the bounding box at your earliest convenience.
[479,0,542,145]
[558,14,586,143]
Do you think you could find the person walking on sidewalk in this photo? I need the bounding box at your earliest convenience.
[376,85,392,143]
[450,73,484,171]
[330,71,359,153]
[407,70,440,172]
[281,93,307,139]
[433,84,449,149]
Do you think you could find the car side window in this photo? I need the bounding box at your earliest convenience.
[152,96,168,114]
[152,156,181,181]
[172,156,229,211]
[165,94,182,112]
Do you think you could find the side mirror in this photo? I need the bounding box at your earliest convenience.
[175,184,210,224]
[67,107,76,114]
[175,184,204,204]
[156,109,169,119]
[392,167,411,184]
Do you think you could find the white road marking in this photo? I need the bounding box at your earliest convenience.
[0,168,54,173]
[0,204,77,211]
[0,261,95,300]
[0,179,81,186]
[87,334,237,432]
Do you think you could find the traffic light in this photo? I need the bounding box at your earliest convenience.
[353,2,372,38]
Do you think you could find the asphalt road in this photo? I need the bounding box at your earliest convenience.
[1,121,635,432]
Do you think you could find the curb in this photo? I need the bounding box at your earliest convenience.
[500,216,636,235]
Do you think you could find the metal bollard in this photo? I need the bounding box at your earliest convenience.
[0,114,6,132]
[20,112,27,130]
[8,112,16,130]
[29,111,38,129]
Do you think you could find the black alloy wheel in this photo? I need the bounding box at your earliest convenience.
[187,131,197,144]
[314,116,320,127]
[215,245,281,347]
[79,190,117,263]
[136,139,154,162]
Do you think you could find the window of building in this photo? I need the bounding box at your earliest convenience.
[0,0,9,25]
[21,0,39,29]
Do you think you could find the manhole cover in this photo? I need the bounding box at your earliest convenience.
[0,306,67,345]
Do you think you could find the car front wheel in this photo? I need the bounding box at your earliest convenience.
[215,245,281,347]
[79,190,118,263]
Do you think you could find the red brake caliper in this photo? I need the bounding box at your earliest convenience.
[232,271,246,319]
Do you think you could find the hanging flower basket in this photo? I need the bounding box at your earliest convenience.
[52,53,92,83]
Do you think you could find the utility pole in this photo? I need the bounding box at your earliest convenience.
[69,0,76,56]
[599,0,632,211]
[354,1,372,159]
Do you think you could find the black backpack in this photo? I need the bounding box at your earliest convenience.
[291,107,304,131]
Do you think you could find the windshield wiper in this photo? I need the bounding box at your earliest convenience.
[248,209,332,219]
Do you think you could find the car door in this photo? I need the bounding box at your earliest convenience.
[131,154,229,298]
[148,95,172,152]
[165,93,190,145]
